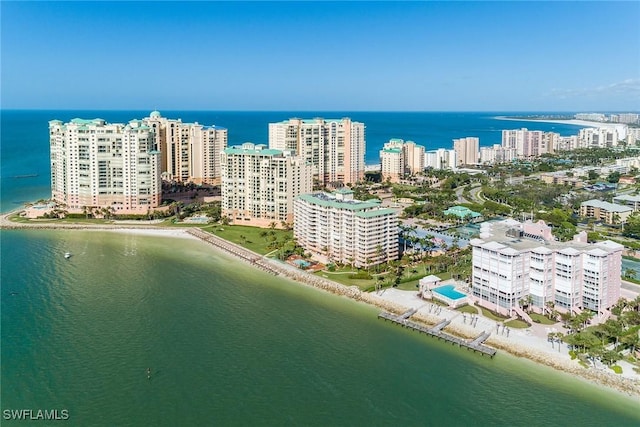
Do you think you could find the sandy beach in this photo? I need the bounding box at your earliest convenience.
[495,116,627,130]
[2,212,639,398]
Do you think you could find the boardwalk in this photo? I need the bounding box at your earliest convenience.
[378,311,497,357]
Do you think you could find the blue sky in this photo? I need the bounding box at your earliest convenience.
[2,1,639,111]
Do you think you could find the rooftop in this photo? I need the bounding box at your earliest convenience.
[581,199,633,213]
[470,219,624,255]
[224,143,284,157]
[443,205,481,218]
[613,194,640,203]
[297,192,383,211]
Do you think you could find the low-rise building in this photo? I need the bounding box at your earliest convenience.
[443,205,481,221]
[293,189,398,268]
[470,220,623,318]
[539,172,584,188]
[579,199,633,224]
[612,194,640,211]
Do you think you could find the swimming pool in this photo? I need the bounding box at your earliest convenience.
[432,284,466,300]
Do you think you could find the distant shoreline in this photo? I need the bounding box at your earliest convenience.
[2,209,639,399]
[494,116,626,130]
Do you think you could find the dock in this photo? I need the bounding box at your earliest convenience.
[378,311,497,357]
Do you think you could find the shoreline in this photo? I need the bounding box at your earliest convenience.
[494,116,627,130]
[2,212,639,398]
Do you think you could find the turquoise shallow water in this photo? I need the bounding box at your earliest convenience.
[2,230,639,426]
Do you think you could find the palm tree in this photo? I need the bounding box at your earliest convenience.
[624,268,637,280]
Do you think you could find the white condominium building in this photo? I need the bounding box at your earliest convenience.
[453,137,479,166]
[379,139,425,182]
[501,128,552,159]
[578,127,626,148]
[479,144,517,165]
[220,143,312,228]
[293,189,399,268]
[470,220,623,317]
[144,111,227,184]
[49,118,161,214]
[424,148,457,170]
[553,135,579,151]
[575,113,606,122]
[268,117,365,186]
[626,128,640,145]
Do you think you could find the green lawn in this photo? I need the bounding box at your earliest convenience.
[476,307,508,321]
[201,224,292,255]
[505,319,530,329]
[456,305,478,314]
[315,270,376,290]
[529,312,558,325]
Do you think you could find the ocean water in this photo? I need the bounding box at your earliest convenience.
[2,229,639,426]
[4,110,638,426]
[0,110,587,212]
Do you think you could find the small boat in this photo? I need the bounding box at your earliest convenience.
[64,252,72,259]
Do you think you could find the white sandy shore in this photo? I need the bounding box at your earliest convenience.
[495,116,626,130]
[104,228,198,240]
[2,212,639,398]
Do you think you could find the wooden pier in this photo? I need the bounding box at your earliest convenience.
[378,311,497,357]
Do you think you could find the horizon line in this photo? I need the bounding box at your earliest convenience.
[3,108,639,114]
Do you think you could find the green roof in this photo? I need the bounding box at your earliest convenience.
[224,146,283,156]
[297,193,381,211]
[354,208,397,218]
[443,205,481,218]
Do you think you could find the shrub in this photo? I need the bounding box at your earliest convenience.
[569,350,577,360]
[610,365,623,374]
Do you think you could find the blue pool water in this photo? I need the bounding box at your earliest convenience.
[433,284,466,300]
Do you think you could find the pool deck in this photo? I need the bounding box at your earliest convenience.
[378,309,497,357]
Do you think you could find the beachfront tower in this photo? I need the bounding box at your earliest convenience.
[268,117,365,187]
[293,189,399,268]
[220,143,312,228]
[49,118,162,214]
[144,111,227,184]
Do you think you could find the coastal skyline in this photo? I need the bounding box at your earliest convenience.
[2,1,639,112]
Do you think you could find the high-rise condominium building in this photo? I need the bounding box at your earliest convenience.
[144,111,227,184]
[479,144,517,165]
[501,128,552,159]
[577,127,626,149]
[470,220,622,319]
[268,118,365,186]
[220,143,312,228]
[294,189,398,267]
[379,139,425,182]
[453,137,479,166]
[49,118,161,214]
